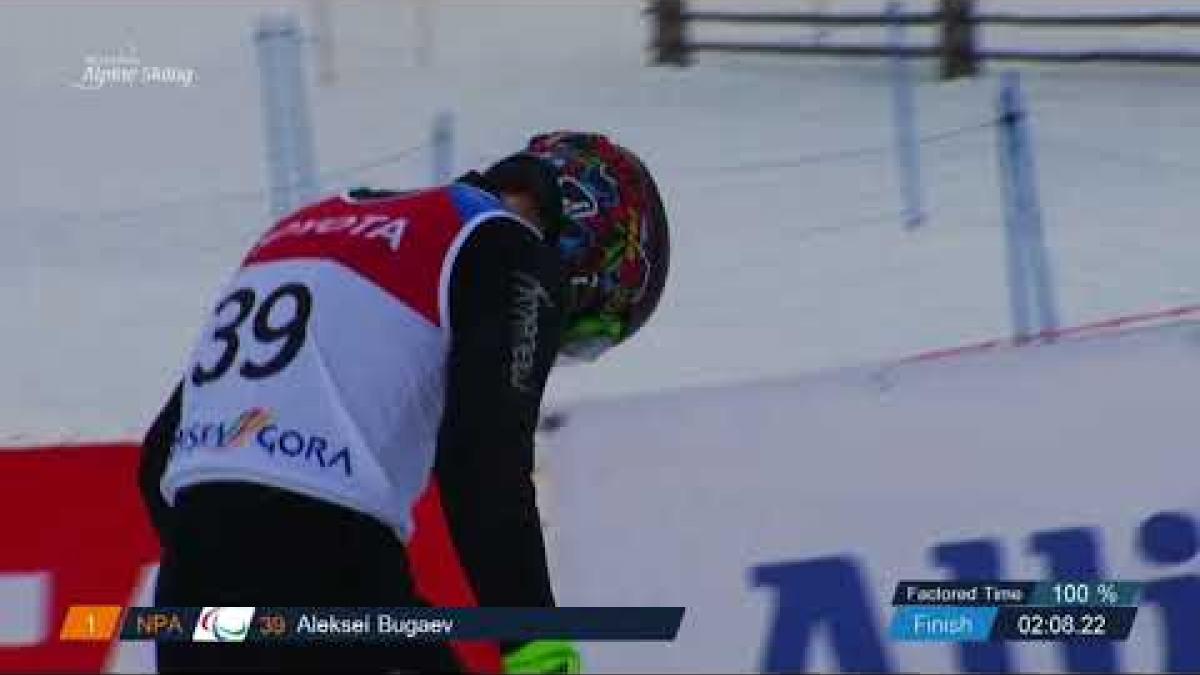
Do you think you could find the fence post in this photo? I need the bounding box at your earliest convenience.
[651,0,690,66]
[996,71,1059,342]
[255,13,320,217]
[940,0,978,80]
[887,0,925,229]
[432,111,455,185]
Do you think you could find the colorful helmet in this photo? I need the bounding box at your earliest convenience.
[523,131,671,361]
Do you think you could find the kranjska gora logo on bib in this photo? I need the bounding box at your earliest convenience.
[193,607,256,642]
[171,408,353,477]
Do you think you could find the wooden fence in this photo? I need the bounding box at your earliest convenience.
[649,0,1200,78]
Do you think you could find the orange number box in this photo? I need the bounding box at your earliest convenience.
[59,606,124,641]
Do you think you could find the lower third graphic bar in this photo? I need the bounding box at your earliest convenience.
[120,607,685,643]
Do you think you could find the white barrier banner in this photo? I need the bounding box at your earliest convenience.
[547,315,1200,673]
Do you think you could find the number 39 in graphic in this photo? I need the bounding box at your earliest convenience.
[191,282,313,386]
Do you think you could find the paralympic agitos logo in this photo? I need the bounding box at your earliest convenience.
[172,408,353,477]
[193,607,256,642]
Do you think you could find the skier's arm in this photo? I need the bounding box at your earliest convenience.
[434,216,562,613]
[139,381,182,542]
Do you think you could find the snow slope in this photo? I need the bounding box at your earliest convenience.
[2,0,1198,442]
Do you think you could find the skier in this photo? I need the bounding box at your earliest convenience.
[138,131,670,673]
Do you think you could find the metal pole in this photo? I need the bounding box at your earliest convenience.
[997,71,1058,341]
[998,73,1033,340]
[887,0,925,229]
[433,111,455,185]
[1006,73,1060,336]
[255,13,320,217]
[256,15,289,216]
[281,17,319,207]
